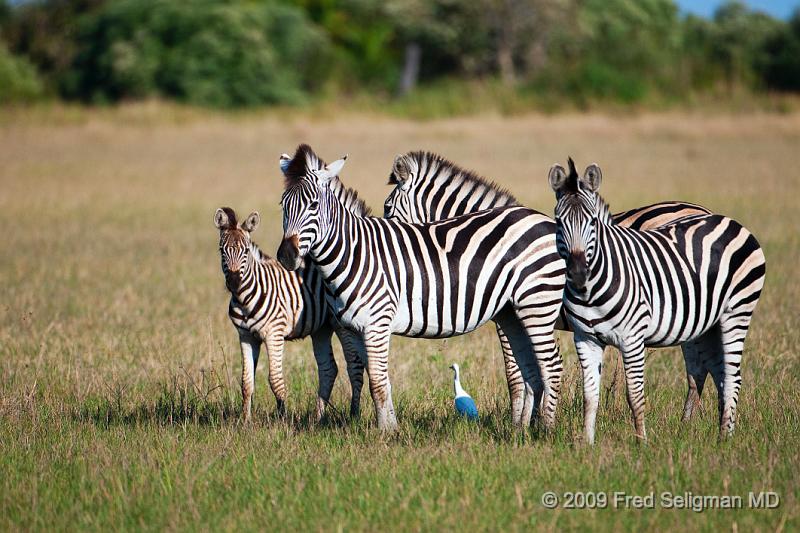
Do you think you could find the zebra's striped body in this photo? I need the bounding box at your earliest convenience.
[215,207,366,423]
[549,159,765,443]
[276,145,565,431]
[383,151,713,426]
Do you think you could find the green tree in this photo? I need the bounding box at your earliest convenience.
[65,0,330,107]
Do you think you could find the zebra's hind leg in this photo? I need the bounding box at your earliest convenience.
[508,307,562,430]
[238,329,261,424]
[495,321,537,427]
[494,310,543,429]
[335,327,367,418]
[363,327,398,432]
[574,333,605,445]
[310,326,339,422]
[716,306,757,438]
[680,333,714,422]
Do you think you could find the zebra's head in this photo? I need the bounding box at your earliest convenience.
[277,144,347,271]
[214,207,260,293]
[549,158,604,291]
[384,153,425,223]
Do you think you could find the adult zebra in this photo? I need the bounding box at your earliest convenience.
[215,207,366,423]
[549,159,765,443]
[382,151,713,425]
[276,144,565,431]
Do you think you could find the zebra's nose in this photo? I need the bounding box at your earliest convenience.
[225,271,241,292]
[277,235,301,271]
[567,251,588,289]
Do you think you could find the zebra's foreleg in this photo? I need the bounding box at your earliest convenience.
[310,326,339,422]
[263,331,288,417]
[335,327,366,418]
[363,327,397,432]
[575,333,605,445]
[620,338,647,441]
[238,329,261,424]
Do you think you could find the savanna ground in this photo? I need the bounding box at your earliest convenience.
[1,105,798,531]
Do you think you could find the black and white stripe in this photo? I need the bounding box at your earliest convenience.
[549,159,765,443]
[382,150,714,426]
[276,145,566,431]
[215,207,366,422]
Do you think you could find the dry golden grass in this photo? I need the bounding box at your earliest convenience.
[1,104,799,531]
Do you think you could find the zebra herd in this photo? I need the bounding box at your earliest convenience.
[216,144,765,443]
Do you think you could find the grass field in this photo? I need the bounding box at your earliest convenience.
[1,105,799,531]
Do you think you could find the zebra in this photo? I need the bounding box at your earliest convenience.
[276,144,566,431]
[214,206,366,423]
[548,158,765,443]
[382,150,713,426]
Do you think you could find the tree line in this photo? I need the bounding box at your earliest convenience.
[1,0,799,108]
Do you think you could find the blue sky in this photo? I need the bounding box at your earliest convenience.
[676,0,799,19]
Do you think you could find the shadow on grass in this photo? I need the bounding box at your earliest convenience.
[73,377,574,445]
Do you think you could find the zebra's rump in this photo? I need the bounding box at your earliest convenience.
[612,201,712,230]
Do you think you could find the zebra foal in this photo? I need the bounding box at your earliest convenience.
[548,159,765,443]
[215,207,365,423]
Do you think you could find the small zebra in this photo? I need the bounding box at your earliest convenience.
[382,150,712,425]
[549,159,765,443]
[276,145,565,431]
[214,207,366,422]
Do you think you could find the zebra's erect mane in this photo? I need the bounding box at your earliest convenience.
[328,177,373,217]
[393,151,519,205]
[283,143,372,216]
[283,143,322,185]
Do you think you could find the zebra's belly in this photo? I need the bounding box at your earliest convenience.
[389,300,500,338]
[568,305,722,349]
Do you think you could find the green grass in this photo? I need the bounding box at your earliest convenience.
[1,107,798,531]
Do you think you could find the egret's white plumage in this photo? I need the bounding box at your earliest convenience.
[450,363,478,420]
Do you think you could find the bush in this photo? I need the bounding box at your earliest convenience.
[0,43,44,103]
[65,0,330,107]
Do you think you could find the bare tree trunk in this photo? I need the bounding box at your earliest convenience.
[497,34,516,85]
[398,42,421,96]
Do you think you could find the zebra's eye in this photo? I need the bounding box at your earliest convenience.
[309,201,319,210]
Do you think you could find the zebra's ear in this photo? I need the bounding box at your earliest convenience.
[392,154,413,190]
[242,212,260,233]
[214,207,235,229]
[317,155,347,184]
[581,164,602,192]
[279,153,292,176]
[548,164,568,194]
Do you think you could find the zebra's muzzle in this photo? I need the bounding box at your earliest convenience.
[567,251,588,290]
[225,271,241,292]
[277,235,302,271]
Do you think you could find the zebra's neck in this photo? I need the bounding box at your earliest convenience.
[308,188,377,289]
[229,242,268,309]
[416,154,518,219]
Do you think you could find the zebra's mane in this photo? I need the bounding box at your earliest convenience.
[328,177,373,216]
[595,194,613,224]
[392,151,519,206]
[282,143,320,185]
[283,143,372,216]
[558,159,614,224]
